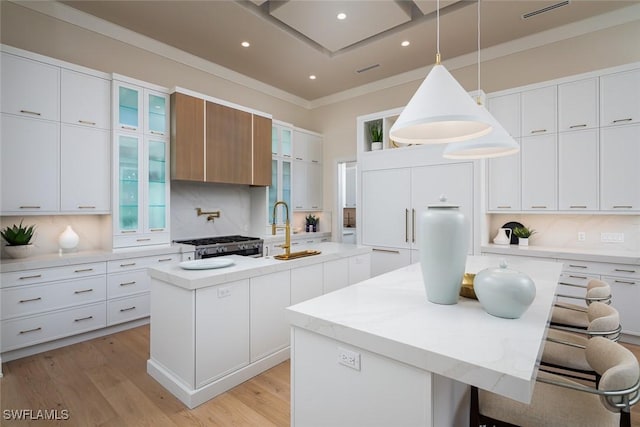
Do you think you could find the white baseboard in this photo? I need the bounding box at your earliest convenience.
[621,333,640,346]
[147,347,291,409]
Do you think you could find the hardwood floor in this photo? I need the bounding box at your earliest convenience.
[1,325,639,426]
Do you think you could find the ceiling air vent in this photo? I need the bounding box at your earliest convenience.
[522,0,570,20]
[356,64,380,74]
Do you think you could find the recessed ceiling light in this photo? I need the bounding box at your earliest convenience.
[337,12,347,20]
[241,41,250,48]
[401,40,410,47]
[309,75,317,80]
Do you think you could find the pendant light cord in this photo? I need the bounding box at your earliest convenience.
[436,0,441,64]
[476,0,482,105]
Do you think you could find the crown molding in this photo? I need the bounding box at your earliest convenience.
[12,1,640,111]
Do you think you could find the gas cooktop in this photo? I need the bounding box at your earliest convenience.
[174,235,260,246]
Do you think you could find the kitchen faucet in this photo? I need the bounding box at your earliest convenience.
[272,201,291,258]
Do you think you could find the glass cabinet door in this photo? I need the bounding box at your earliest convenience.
[282,159,291,213]
[146,137,168,232]
[117,134,142,232]
[281,128,292,158]
[269,159,279,223]
[116,83,142,132]
[146,90,168,137]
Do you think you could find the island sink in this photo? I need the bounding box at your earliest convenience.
[274,249,322,260]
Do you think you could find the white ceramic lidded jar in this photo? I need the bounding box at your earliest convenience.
[58,225,79,252]
[419,195,469,305]
[473,260,536,319]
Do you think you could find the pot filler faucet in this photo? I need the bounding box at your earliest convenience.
[272,201,291,258]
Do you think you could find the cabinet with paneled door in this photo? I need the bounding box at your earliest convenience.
[600,124,640,211]
[292,128,323,211]
[521,134,557,211]
[521,85,557,137]
[558,78,598,132]
[558,129,599,211]
[113,76,170,248]
[600,68,640,128]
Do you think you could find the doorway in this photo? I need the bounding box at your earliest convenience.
[337,160,357,244]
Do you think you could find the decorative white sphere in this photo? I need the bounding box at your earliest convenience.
[59,225,79,250]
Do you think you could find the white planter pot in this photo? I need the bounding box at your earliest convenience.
[3,244,33,259]
[371,142,383,151]
[518,238,529,247]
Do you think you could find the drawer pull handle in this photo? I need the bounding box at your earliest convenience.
[78,205,96,209]
[311,206,319,209]
[614,269,636,273]
[74,316,93,322]
[19,274,42,280]
[283,154,291,158]
[78,120,96,125]
[612,118,632,123]
[568,275,587,279]
[19,327,42,334]
[150,228,164,232]
[19,297,42,303]
[311,160,319,163]
[295,157,303,161]
[569,124,587,129]
[120,262,137,267]
[121,230,137,234]
[158,258,172,262]
[570,206,587,209]
[531,129,547,134]
[74,288,93,294]
[614,280,636,285]
[531,205,547,209]
[121,125,137,130]
[74,268,94,273]
[372,248,401,254]
[136,238,151,242]
[120,306,136,312]
[19,206,41,209]
[568,264,588,269]
[612,206,633,209]
[497,205,511,209]
[120,281,136,286]
[19,109,41,116]
[149,130,165,135]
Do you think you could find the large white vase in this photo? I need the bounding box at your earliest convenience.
[58,225,79,251]
[419,196,469,305]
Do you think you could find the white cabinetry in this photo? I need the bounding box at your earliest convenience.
[291,264,324,304]
[196,279,250,388]
[558,129,599,211]
[61,69,110,129]
[603,275,640,337]
[558,78,598,132]
[600,124,640,211]
[292,128,323,211]
[344,164,357,208]
[1,262,107,352]
[600,69,640,127]
[521,85,557,136]
[521,134,557,211]
[269,122,293,224]
[113,76,170,248]
[250,270,291,362]
[1,115,59,214]
[1,52,60,121]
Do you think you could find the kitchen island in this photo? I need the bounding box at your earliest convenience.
[146,242,371,408]
[286,255,562,427]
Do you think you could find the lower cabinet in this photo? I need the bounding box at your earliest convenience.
[369,247,412,278]
[196,279,250,388]
[603,275,640,336]
[291,264,323,305]
[250,270,291,362]
[324,259,349,294]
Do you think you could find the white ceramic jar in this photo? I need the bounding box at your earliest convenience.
[419,196,469,305]
[58,225,79,251]
[473,260,536,319]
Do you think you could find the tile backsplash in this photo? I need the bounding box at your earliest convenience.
[488,214,640,253]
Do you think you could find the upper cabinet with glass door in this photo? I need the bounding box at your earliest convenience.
[113,78,169,137]
[145,89,170,137]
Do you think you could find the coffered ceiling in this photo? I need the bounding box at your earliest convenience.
[58,0,638,102]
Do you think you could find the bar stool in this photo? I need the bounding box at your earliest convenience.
[551,278,612,329]
[470,337,640,427]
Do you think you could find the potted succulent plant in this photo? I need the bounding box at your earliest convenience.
[1,220,36,258]
[369,121,383,151]
[305,215,319,232]
[513,226,536,247]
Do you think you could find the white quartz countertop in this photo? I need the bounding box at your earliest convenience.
[148,242,371,291]
[261,231,331,244]
[286,255,563,404]
[482,244,639,265]
[0,244,191,273]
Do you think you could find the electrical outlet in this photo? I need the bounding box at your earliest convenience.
[577,232,586,241]
[217,286,231,298]
[337,347,361,371]
[601,232,624,243]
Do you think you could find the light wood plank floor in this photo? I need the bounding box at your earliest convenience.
[1,325,639,426]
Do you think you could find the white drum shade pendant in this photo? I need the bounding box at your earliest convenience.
[443,104,520,159]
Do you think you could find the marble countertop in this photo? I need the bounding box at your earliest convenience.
[261,231,331,244]
[148,242,370,291]
[0,244,191,273]
[481,244,639,265]
[286,255,563,404]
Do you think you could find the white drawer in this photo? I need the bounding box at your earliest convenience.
[559,259,603,275]
[107,293,149,326]
[560,259,640,279]
[556,272,601,303]
[107,253,179,273]
[113,233,170,249]
[1,262,106,288]
[1,275,106,320]
[603,275,640,336]
[1,302,106,352]
[107,269,150,298]
[600,264,640,280]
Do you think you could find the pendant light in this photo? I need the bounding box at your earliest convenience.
[443,0,519,159]
[389,0,492,145]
